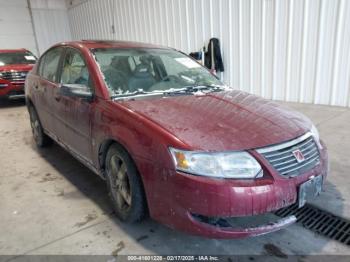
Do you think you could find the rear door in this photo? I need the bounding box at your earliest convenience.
[35,47,64,134]
[55,47,94,161]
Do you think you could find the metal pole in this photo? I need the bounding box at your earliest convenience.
[27,0,40,56]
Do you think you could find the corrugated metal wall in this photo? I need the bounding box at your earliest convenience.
[30,0,72,55]
[67,0,350,107]
[31,9,71,54]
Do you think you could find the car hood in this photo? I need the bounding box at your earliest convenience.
[0,64,34,72]
[120,90,312,151]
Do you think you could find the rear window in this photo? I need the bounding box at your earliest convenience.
[0,52,36,66]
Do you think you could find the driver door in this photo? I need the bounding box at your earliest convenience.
[56,47,94,162]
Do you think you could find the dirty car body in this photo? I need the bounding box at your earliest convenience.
[0,49,36,100]
[25,41,328,238]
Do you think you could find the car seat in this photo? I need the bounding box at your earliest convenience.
[74,67,89,86]
[110,56,132,77]
[128,62,156,92]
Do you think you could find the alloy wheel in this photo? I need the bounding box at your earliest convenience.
[109,155,132,211]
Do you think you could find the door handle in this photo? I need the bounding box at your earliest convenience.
[54,95,61,102]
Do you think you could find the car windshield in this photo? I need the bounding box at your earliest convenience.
[92,48,224,98]
[0,52,36,66]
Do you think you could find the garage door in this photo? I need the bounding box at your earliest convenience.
[0,0,38,55]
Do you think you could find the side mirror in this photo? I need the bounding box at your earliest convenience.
[60,84,93,101]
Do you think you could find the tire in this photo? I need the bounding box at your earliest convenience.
[28,106,52,147]
[105,144,147,222]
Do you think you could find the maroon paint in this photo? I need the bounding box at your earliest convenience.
[25,41,329,238]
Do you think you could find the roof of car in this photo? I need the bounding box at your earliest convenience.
[0,48,30,53]
[60,40,172,50]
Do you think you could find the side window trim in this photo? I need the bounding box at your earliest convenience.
[56,48,68,84]
[38,54,46,76]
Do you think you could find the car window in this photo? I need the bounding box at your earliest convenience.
[0,51,36,66]
[161,55,189,76]
[127,56,156,77]
[61,49,91,89]
[92,48,223,97]
[40,48,62,82]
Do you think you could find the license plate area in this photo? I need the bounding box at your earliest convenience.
[298,175,323,208]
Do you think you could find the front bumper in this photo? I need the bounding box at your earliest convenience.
[187,212,297,238]
[0,79,25,99]
[142,142,328,239]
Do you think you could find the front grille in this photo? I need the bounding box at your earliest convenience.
[0,71,28,82]
[257,133,320,177]
[7,90,24,96]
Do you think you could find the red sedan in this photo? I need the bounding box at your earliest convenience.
[25,41,328,238]
[0,49,36,100]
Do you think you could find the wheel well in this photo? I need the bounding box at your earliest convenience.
[26,97,34,108]
[98,139,134,177]
[98,139,115,175]
[26,98,41,123]
[99,139,149,214]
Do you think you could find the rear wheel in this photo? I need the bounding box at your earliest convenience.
[105,144,147,222]
[28,106,52,147]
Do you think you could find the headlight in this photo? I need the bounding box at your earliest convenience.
[169,148,263,179]
[310,124,322,149]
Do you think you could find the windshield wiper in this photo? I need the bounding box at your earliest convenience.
[184,85,224,92]
[111,89,163,99]
[163,85,225,96]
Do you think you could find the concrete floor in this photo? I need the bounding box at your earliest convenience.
[0,100,349,257]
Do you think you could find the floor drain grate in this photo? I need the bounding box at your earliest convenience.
[275,203,350,246]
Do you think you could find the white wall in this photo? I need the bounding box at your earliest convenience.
[66,0,350,107]
[30,0,72,54]
[0,0,72,56]
[0,0,38,55]
[1,0,349,107]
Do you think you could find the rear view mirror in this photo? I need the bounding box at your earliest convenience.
[60,84,93,101]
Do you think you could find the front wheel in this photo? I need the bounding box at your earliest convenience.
[105,144,147,222]
[28,106,52,147]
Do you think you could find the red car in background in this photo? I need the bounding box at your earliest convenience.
[0,49,36,100]
[25,41,328,238]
